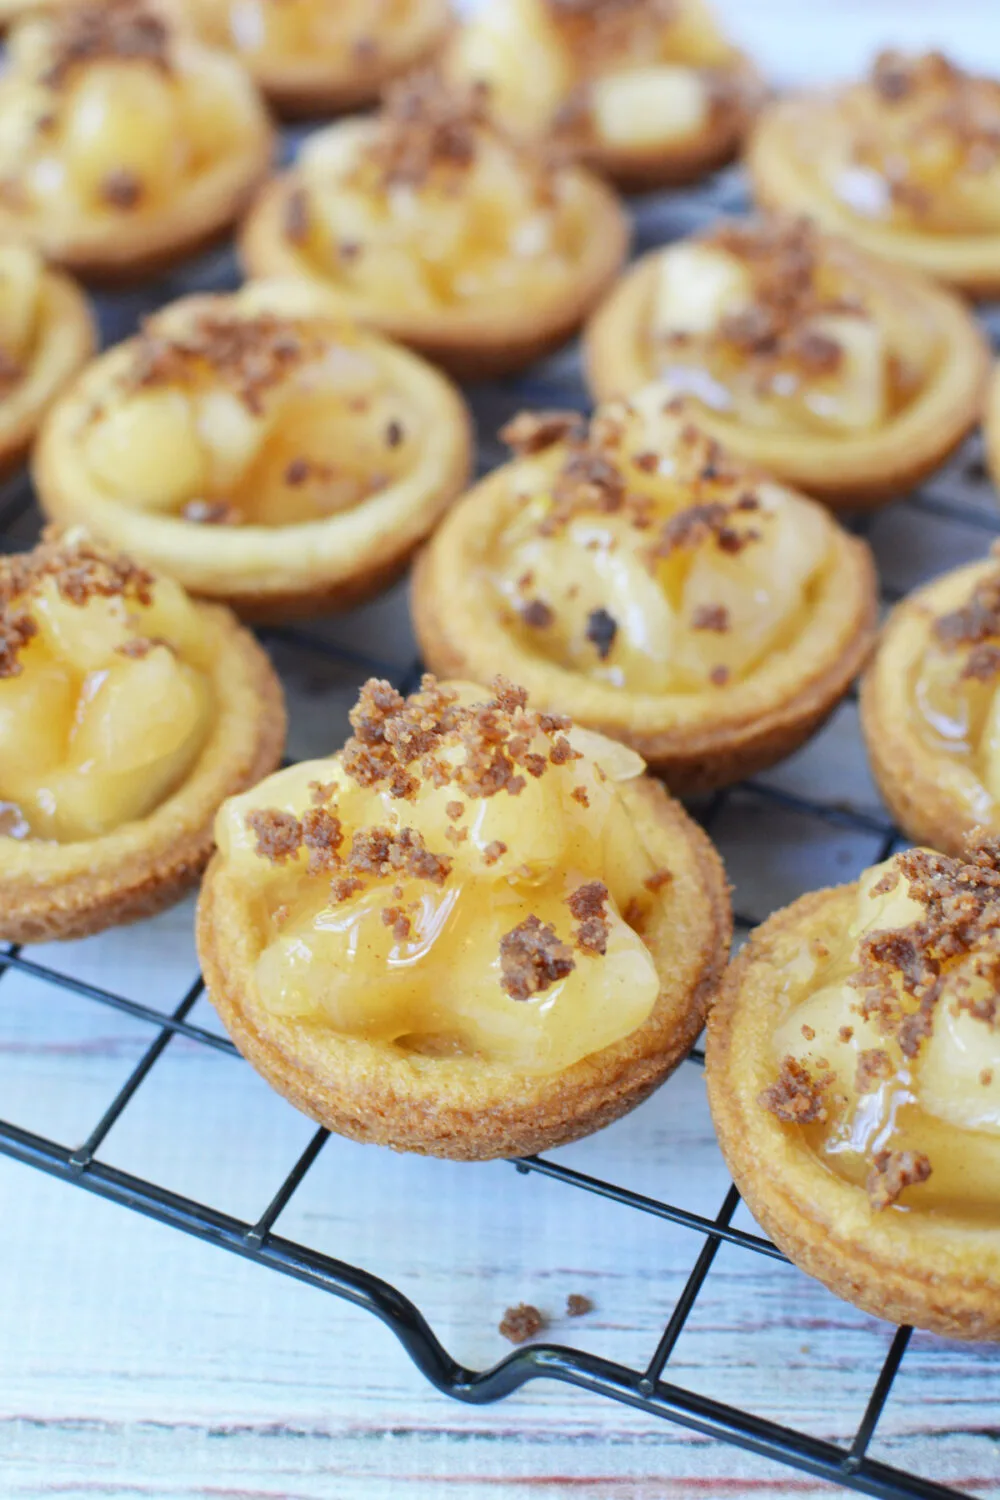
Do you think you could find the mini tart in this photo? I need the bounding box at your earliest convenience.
[860,553,1000,858]
[413,399,878,794]
[0,242,95,478]
[707,839,1000,1341]
[33,280,473,619]
[748,51,1000,299]
[197,674,731,1160]
[239,73,629,380]
[0,531,285,943]
[585,216,989,508]
[442,0,760,193]
[171,0,451,117]
[0,0,273,280]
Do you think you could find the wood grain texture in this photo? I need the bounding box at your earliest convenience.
[3,4,1000,1497]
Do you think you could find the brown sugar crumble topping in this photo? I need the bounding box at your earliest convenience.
[566,1292,593,1317]
[866,1148,932,1211]
[499,1303,546,1344]
[0,530,153,679]
[42,0,172,90]
[691,604,731,632]
[124,312,320,415]
[499,914,576,1000]
[100,168,143,211]
[585,607,617,660]
[759,1055,834,1124]
[933,551,1000,685]
[567,880,610,955]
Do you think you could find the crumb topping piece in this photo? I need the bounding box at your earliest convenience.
[567,879,610,955]
[499,914,576,1000]
[565,1292,593,1316]
[499,1303,545,1343]
[759,1055,834,1123]
[0,530,153,679]
[866,1148,932,1211]
[126,312,319,415]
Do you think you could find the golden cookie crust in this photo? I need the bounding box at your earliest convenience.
[707,884,1000,1341]
[32,303,474,621]
[748,94,1000,300]
[411,463,878,794]
[238,169,630,380]
[0,602,285,943]
[584,245,990,507]
[984,363,1000,495]
[0,47,274,282]
[860,560,1000,858]
[224,0,452,117]
[198,773,730,1160]
[0,265,95,480]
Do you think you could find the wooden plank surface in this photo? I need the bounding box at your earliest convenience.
[3,4,1000,1498]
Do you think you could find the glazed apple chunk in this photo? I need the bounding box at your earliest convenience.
[77,290,421,527]
[762,837,1000,1219]
[811,52,1000,238]
[284,73,594,315]
[909,561,1000,818]
[0,533,214,841]
[447,0,743,150]
[648,218,943,437]
[491,399,830,694]
[185,0,425,69]
[216,676,672,1073]
[0,0,263,222]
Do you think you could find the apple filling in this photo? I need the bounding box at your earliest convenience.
[487,398,831,694]
[179,0,425,67]
[649,218,942,437]
[445,0,744,149]
[215,676,671,1074]
[0,0,264,220]
[801,52,1000,237]
[284,73,593,313]
[0,533,214,842]
[761,837,1000,1222]
[78,292,420,526]
[908,563,1000,820]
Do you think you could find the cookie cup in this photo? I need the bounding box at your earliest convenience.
[197,775,731,1160]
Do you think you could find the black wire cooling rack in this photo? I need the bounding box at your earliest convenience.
[0,163,997,1500]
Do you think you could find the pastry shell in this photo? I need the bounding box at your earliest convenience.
[0,263,95,479]
[412,464,878,794]
[748,95,1000,300]
[33,300,474,620]
[218,0,452,117]
[860,559,1000,858]
[197,773,731,1160]
[584,245,990,507]
[707,884,1000,1341]
[238,168,630,380]
[984,362,1000,495]
[0,601,286,944]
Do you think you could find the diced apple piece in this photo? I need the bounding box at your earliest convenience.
[0,648,74,775]
[0,243,41,364]
[851,859,927,940]
[62,62,183,208]
[300,119,375,181]
[979,682,1000,803]
[32,577,131,671]
[800,313,888,432]
[591,66,708,149]
[917,995,1000,1134]
[772,981,889,1099]
[446,0,569,136]
[83,388,208,511]
[652,242,752,337]
[913,645,994,752]
[70,648,210,775]
[193,387,265,492]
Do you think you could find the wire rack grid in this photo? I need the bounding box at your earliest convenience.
[0,165,998,1500]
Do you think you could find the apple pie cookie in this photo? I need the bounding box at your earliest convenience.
[34,280,472,617]
[708,836,1000,1340]
[443,0,760,192]
[239,72,629,378]
[748,51,1000,298]
[0,0,273,278]
[413,398,878,792]
[585,216,988,506]
[0,530,285,942]
[198,674,731,1159]
[861,551,1000,857]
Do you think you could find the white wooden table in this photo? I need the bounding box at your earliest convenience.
[3,5,1000,1498]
